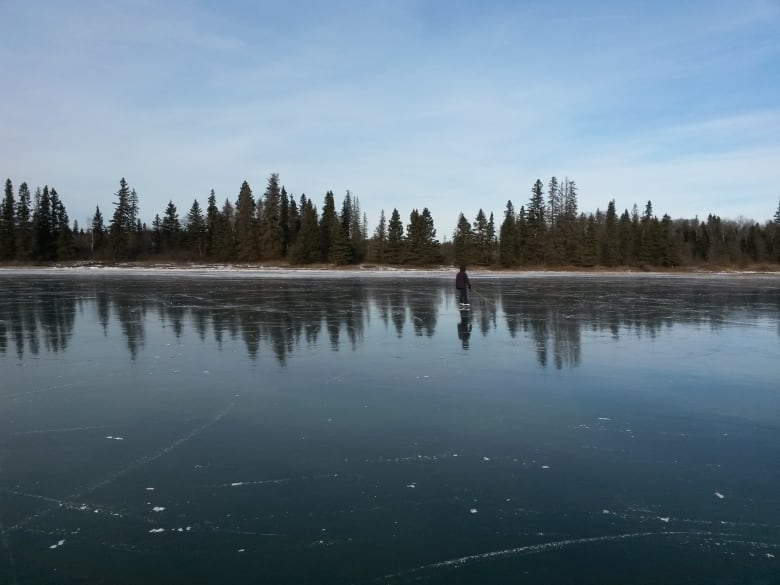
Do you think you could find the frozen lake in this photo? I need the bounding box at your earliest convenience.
[1,271,779,584]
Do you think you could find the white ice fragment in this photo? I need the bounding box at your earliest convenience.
[145,487,155,491]
[469,508,478,514]
[598,417,612,421]
[602,509,611,514]
[659,517,670,523]
[186,527,191,531]
[327,418,332,422]
[715,492,725,499]
[149,528,164,533]
[49,539,66,549]
[406,483,416,489]
[177,528,183,532]
[230,482,244,487]
[203,370,210,375]
[767,553,775,559]
[152,506,166,512]
[106,436,113,439]
[541,465,550,469]
[483,457,490,462]
[238,549,245,553]
[453,453,458,457]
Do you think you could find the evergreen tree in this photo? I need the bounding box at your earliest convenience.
[161,200,181,253]
[91,205,105,255]
[219,198,237,261]
[32,186,54,260]
[472,209,494,265]
[774,198,780,225]
[151,214,162,254]
[185,199,206,257]
[259,173,283,260]
[289,197,319,264]
[331,191,355,265]
[617,209,634,265]
[288,193,301,251]
[601,199,618,266]
[1,179,15,260]
[235,181,258,261]
[372,209,387,263]
[386,208,405,264]
[453,213,474,265]
[498,200,517,266]
[109,178,133,259]
[205,190,220,256]
[51,189,74,259]
[15,182,33,260]
[547,176,561,228]
[406,208,441,265]
[526,179,547,264]
[319,191,341,263]
[280,186,290,256]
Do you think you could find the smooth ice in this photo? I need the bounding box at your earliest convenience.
[1,271,779,584]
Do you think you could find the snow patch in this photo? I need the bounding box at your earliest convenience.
[49,539,65,549]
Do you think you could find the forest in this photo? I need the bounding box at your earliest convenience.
[1,174,779,268]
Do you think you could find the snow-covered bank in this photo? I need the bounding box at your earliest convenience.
[0,262,779,280]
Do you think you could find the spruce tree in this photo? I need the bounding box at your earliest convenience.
[109,178,133,259]
[15,182,33,260]
[185,199,206,257]
[32,186,54,260]
[453,213,474,265]
[1,179,15,260]
[161,200,181,253]
[259,173,283,260]
[289,197,319,264]
[235,181,258,261]
[526,179,547,264]
[206,190,220,256]
[498,200,517,266]
[372,209,387,263]
[601,199,618,266]
[386,208,405,264]
[91,206,105,255]
[319,191,341,263]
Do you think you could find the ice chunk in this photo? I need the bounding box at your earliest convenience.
[715,492,725,499]
[152,506,166,512]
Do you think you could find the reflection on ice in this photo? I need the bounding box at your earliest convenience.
[1,273,777,368]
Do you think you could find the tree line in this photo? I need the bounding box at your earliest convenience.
[1,174,779,267]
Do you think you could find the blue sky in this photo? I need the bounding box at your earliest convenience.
[1,0,778,237]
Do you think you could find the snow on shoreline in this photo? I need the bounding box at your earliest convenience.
[0,263,778,280]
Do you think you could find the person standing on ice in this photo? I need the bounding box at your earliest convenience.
[455,265,471,305]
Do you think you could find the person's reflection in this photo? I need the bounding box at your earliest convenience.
[457,309,472,349]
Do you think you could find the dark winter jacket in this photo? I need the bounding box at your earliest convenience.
[455,271,470,290]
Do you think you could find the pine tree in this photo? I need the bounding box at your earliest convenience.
[205,190,220,256]
[280,186,290,256]
[601,199,618,266]
[185,199,206,257]
[406,208,441,265]
[161,200,181,253]
[547,176,560,228]
[109,178,133,259]
[372,209,387,263]
[453,213,474,265]
[498,200,517,267]
[15,182,33,260]
[235,181,258,261]
[289,197,319,264]
[526,179,547,264]
[386,208,405,264]
[91,206,105,255]
[319,191,341,263]
[774,197,780,225]
[219,198,237,261]
[32,186,54,260]
[1,179,15,260]
[259,173,283,260]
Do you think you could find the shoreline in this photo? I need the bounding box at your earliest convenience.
[1,261,779,279]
